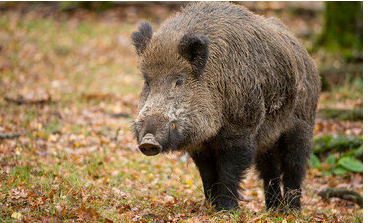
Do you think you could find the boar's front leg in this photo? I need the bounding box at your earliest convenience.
[190,149,218,202]
[211,137,256,211]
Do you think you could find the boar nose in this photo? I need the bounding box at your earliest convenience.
[139,133,162,156]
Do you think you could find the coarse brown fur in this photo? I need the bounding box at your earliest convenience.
[132,2,320,211]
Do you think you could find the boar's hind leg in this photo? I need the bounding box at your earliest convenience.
[279,121,312,211]
[190,150,218,202]
[213,139,255,211]
[255,149,282,210]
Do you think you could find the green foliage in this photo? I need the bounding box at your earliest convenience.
[60,1,112,11]
[338,157,363,172]
[313,134,362,156]
[318,108,363,121]
[310,134,363,175]
[325,154,335,167]
[333,167,349,175]
[318,2,362,53]
[354,145,363,160]
[309,154,321,168]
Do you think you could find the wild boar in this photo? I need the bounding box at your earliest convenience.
[131,2,320,211]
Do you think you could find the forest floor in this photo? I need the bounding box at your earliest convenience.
[0,3,363,222]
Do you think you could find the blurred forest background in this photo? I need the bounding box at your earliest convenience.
[0,1,363,222]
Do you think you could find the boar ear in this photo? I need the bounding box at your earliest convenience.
[178,34,209,77]
[131,22,153,55]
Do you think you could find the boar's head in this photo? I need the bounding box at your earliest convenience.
[131,22,221,156]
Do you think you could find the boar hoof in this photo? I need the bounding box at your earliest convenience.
[214,198,239,211]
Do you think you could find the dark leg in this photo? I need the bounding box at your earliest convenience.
[190,149,218,202]
[279,122,312,211]
[212,138,255,211]
[255,149,283,210]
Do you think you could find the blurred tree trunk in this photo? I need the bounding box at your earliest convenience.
[317,2,363,91]
[319,2,362,53]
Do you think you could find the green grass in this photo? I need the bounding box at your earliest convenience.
[320,76,363,107]
[332,77,363,100]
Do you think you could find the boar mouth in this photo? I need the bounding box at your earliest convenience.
[139,133,162,156]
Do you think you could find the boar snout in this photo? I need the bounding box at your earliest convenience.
[139,133,162,156]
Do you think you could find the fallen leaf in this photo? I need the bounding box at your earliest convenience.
[11,212,22,220]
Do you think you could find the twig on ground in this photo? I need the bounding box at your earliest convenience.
[0,131,26,140]
[318,187,363,208]
[4,95,54,105]
[109,112,132,119]
[318,108,363,121]
[114,128,121,141]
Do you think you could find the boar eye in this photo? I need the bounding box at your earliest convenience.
[143,74,150,87]
[175,79,183,87]
[145,80,150,87]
